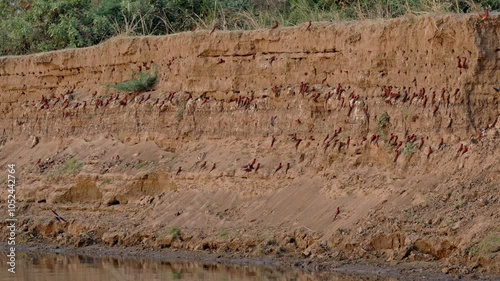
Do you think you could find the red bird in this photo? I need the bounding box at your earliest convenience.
[462,146,469,155]
[438,138,444,150]
[433,105,439,115]
[119,96,128,106]
[306,21,312,31]
[209,163,216,173]
[427,146,433,159]
[116,155,120,161]
[271,136,276,148]
[270,115,277,126]
[244,164,253,172]
[490,117,498,128]
[323,134,330,144]
[462,57,468,69]
[482,9,489,20]
[347,105,354,117]
[457,56,462,68]
[419,138,425,150]
[36,158,41,165]
[295,139,303,150]
[138,95,145,104]
[334,207,340,220]
[396,141,403,149]
[393,150,401,162]
[254,163,260,173]
[176,167,182,175]
[272,22,279,29]
[323,141,331,152]
[285,163,290,174]
[274,163,282,174]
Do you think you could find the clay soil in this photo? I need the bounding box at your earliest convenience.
[0,13,499,279]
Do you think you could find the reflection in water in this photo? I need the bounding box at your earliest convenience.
[0,251,399,281]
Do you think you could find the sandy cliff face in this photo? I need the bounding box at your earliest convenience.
[0,14,498,275]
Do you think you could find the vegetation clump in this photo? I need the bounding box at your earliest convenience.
[377,111,391,137]
[1,0,498,56]
[58,159,83,175]
[403,141,416,156]
[108,66,158,93]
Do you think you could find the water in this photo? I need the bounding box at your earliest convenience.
[0,251,439,281]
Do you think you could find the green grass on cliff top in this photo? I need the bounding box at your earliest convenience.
[0,0,498,56]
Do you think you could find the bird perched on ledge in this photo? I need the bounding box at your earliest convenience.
[51,210,67,223]
[481,9,489,20]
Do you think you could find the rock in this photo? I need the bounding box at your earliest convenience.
[102,231,125,246]
[29,135,39,148]
[477,198,489,207]
[155,236,173,248]
[441,267,451,274]
[302,247,312,257]
[105,197,120,206]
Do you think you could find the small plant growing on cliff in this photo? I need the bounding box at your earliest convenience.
[176,97,188,122]
[218,230,229,239]
[135,161,147,169]
[59,159,82,174]
[403,141,416,156]
[377,112,391,137]
[107,66,158,93]
[170,227,180,238]
[471,232,500,256]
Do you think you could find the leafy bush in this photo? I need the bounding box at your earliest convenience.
[1,0,499,56]
[108,66,158,93]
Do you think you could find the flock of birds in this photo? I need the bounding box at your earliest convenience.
[23,10,497,176]
[27,79,498,177]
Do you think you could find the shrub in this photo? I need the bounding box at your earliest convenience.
[403,141,416,155]
[170,227,180,238]
[135,161,147,169]
[377,111,390,137]
[108,66,158,93]
[1,0,499,56]
[59,159,83,174]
